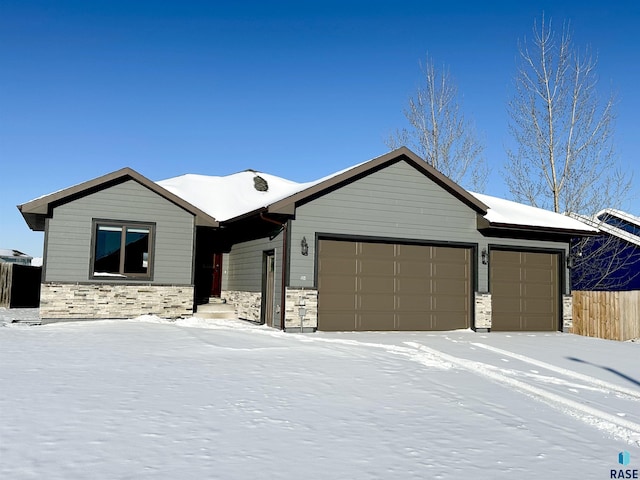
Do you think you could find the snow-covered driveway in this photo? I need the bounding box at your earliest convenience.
[1,311,639,479]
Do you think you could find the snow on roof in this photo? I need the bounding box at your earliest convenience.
[471,192,599,233]
[571,210,640,247]
[596,208,640,227]
[156,162,365,222]
[157,171,316,221]
[0,249,31,258]
[157,164,598,233]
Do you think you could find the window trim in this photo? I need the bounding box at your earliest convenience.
[90,219,156,281]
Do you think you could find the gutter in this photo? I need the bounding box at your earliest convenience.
[260,213,288,330]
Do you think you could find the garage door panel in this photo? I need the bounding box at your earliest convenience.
[432,317,466,330]
[320,240,357,256]
[432,278,470,294]
[396,294,430,311]
[356,313,395,330]
[523,299,555,314]
[359,242,394,257]
[358,293,394,311]
[359,260,395,276]
[494,317,522,331]
[523,268,554,283]
[523,252,553,265]
[431,247,465,260]
[396,243,425,257]
[396,278,429,295]
[318,275,356,293]
[321,313,356,332]
[523,284,555,298]
[396,260,429,277]
[358,275,395,292]
[321,293,356,310]
[318,239,471,331]
[432,265,469,280]
[397,313,430,331]
[318,258,356,278]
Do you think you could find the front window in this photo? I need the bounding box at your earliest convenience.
[92,221,154,279]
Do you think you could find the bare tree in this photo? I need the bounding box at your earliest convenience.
[388,55,486,191]
[506,15,636,290]
[506,15,630,214]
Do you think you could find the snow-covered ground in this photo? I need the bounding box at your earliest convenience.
[1,308,639,479]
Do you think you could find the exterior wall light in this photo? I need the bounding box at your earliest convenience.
[481,248,489,265]
[301,236,309,256]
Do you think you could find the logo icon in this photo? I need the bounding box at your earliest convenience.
[619,451,631,466]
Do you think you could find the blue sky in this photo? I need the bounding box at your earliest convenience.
[2,0,639,257]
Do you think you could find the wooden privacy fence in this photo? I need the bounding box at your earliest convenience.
[572,290,640,341]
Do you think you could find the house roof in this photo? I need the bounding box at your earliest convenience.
[157,147,489,221]
[18,147,598,236]
[473,193,600,235]
[571,209,640,247]
[0,249,32,259]
[18,167,219,231]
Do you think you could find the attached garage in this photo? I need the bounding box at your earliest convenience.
[490,250,560,331]
[317,239,472,331]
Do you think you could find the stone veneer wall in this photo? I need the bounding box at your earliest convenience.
[474,292,492,330]
[221,290,261,322]
[562,294,573,332]
[40,282,193,320]
[284,288,318,331]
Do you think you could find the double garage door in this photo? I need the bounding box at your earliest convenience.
[317,239,560,332]
[317,239,472,331]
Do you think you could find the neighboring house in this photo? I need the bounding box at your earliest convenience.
[570,209,640,291]
[0,249,33,265]
[18,147,597,331]
[0,249,41,308]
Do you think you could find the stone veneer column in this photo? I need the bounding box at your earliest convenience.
[39,283,193,320]
[474,292,492,331]
[562,294,573,333]
[284,288,318,331]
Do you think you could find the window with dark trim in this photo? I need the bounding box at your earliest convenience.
[91,221,154,279]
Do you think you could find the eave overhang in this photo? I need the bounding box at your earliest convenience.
[477,215,600,238]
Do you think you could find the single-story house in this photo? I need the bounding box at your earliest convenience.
[18,147,598,331]
[570,209,640,291]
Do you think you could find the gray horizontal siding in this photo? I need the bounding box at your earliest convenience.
[289,160,570,293]
[223,232,285,327]
[223,233,283,293]
[45,180,195,285]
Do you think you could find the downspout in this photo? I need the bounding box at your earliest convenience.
[260,212,288,330]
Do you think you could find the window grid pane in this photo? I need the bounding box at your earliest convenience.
[123,228,149,274]
[94,228,123,274]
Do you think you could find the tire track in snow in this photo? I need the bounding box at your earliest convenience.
[404,341,640,447]
[469,342,640,401]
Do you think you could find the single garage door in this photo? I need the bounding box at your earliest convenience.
[317,239,471,331]
[490,250,560,331]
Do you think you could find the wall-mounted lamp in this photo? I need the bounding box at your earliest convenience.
[301,236,309,256]
[481,248,489,265]
[567,248,582,269]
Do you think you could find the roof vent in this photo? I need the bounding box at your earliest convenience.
[253,175,269,192]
